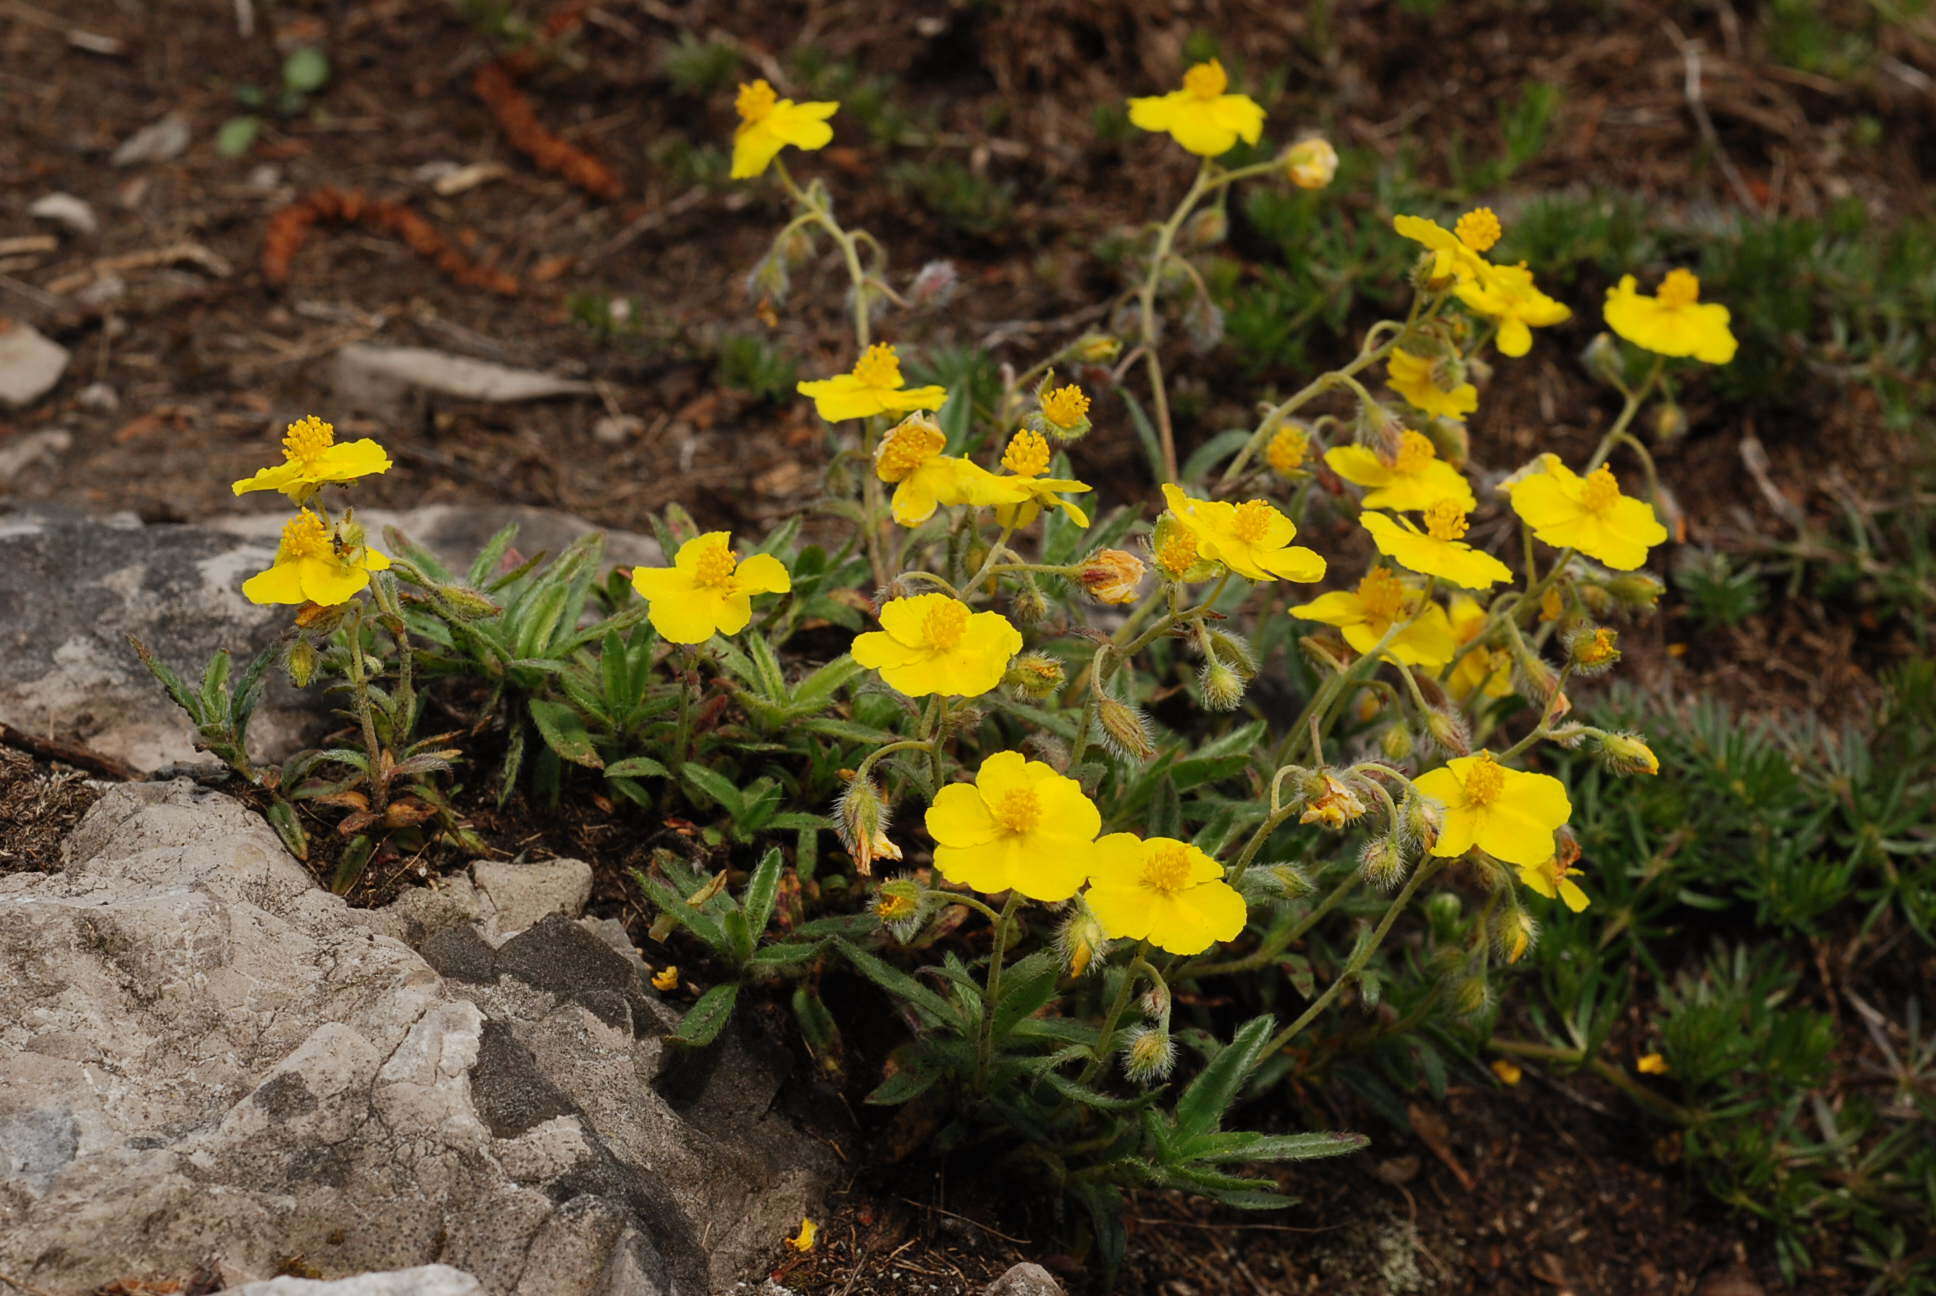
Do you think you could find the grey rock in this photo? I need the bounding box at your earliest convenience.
[77,380,120,411]
[0,428,71,480]
[111,111,191,165]
[228,1266,487,1296]
[472,858,596,938]
[984,1263,1067,1296]
[0,782,833,1293]
[0,505,662,773]
[332,344,593,420]
[0,321,70,408]
[28,192,98,237]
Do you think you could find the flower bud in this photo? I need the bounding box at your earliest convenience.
[835,775,890,876]
[1182,206,1227,249]
[1185,297,1225,351]
[1381,720,1415,763]
[1139,977,1172,1020]
[1494,907,1537,964]
[1078,549,1146,605]
[1595,730,1660,776]
[1009,580,1050,627]
[1650,402,1687,443]
[905,259,959,310]
[1403,795,1441,855]
[1299,771,1367,829]
[1424,707,1471,757]
[1359,837,1407,890]
[1243,862,1314,900]
[1605,572,1665,612]
[1198,659,1246,712]
[1410,250,1454,294]
[1564,625,1620,675]
[1451,971,1493,1018]
[1097,696,1156,762]
[872,878,925,943]
[285,639,320,688]
[1283,136,1339,189]
[1582,332,1625,388]
[1123,1024,1177,1083]
[1033,378,1093,442]
[745,251,790,305]
[434,583,501,620]
[1069,333,1122,364]
[1057,901,1109,977]
[1206,629,1258,679]
[1425,417,1470,468]
[1006,652,1066,699]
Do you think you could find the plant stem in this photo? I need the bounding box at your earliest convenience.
[341,600,387,812]
[1489,1037,1697,1123]
[1078,945,1150,1086]
[1137,160,1212,483]
[975,890,1023,1090]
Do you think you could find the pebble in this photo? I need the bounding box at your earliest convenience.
[592,415,643,445]
[29,193,98,237]
[76,381,120,412]
[0,321,71,409]
[111,112,191,166]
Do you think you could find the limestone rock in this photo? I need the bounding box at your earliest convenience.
[228,1266,487,1296]
[0,781,832,1293]
[0,505,662,773]
[0,320,70,408]
[984,1262,1068,1295]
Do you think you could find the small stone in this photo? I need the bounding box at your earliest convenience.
[331,344,593,418]
[76,381,119,412]
[0,322,70,409]
[592,415,643,445]
[246,164,283,192]
[225,1266,486,1296]
[0,429,72,481]
[74,276,126,309]
[470,858,594,939]
[985,1263,1067,1296]
[28,193,97,237]
[110,112,191,166]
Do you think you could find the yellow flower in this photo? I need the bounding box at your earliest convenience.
[1150,514,1215,583]
[1361,504,1512,589]
[242,509,391,607]
[1600,731,1660,776]
[1603,269,1737,364]
[232,415,391,504]
[1392,208,1500,285]
[1446,594,1513,701]
[1636,1052,1671,1076]
[1414,752,1571,867]
[851,593,1021,698]
[784,1217,818,1252]
[1456,263,1572,357]
[1078,549,1146,605]
[988,430,1092,528]
[1039,384,1092,436]
[798,344,948,422]
[1517,853,1590,911]
[1288,568,1456,668]
[1283,136,1338,189]
[1507,454,1668,571]
[1127,60,1265,158]
[651,965,680,992]
[1266,422,1310,477]
[1084,834,1247,956]
[1324,429,1475,512]
[924,750,1101,901]
[874,415,1007,526]
[1491,1058,1523,1086]
[630,532,791,644]
[729,79,837,180]
[1159,483,1326,583]
[1387,348,1477,419]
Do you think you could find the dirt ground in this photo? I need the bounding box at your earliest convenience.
[5,1,1932,1292]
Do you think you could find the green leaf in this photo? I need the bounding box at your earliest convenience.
[741,846,784,948]
[866,1058,944,1106]
[631,868,729,952]
[216,115,261,158]
[265,797,308,861]
[750,941,824,969]
[528,699,603,769]
[669,982,739,1047]
[789,655,863,711]
[681,763,744,817]
[282,46,330,94]
[129,636,198,718]
[834,938,960,1030]
[990,950,1061,1043]
[762,811,828,832]
[1181,427,1256,485]
[1039,1068,1162,1113]
[198,650,234,721]
[1188,1128,1370,1163]
[604,755,669,780]
[1118,388,1168,485]
[1172,1015,1277,1143]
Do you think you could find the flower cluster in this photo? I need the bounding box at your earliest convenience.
[234,415,392,608]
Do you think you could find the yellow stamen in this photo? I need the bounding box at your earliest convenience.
[1266,424,1308,476]
[281,415,336,466]
[734,79,777,124]
[1463,755,1504,806]
[992,787,1041,835]
[691,543,738,590]
[1230,499,1278,545]
[921,599,970,650]
[1578,627,1618,666]
[1140,843,1194,895]
[1424,499,1470,542]
[1182,60,1228,100]
[1580,465,1621,514]
[1455,207,1502,253]
[1040,384,1090,430]
[1002,429,1052,478]
[1356,568,1406,623]
[1389,429,1436,475]
[1656,268,1701,308]
[876,419,945,481]
[279,509,335,562]
[851,343,904,390]
[1155,529,1200,578]
[873,891,916,922]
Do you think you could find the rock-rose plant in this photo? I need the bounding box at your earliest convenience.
[146,58,1728,1269]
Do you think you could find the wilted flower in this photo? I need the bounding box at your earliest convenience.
[1078,549,1146,605]
[1283,136,1338,189]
